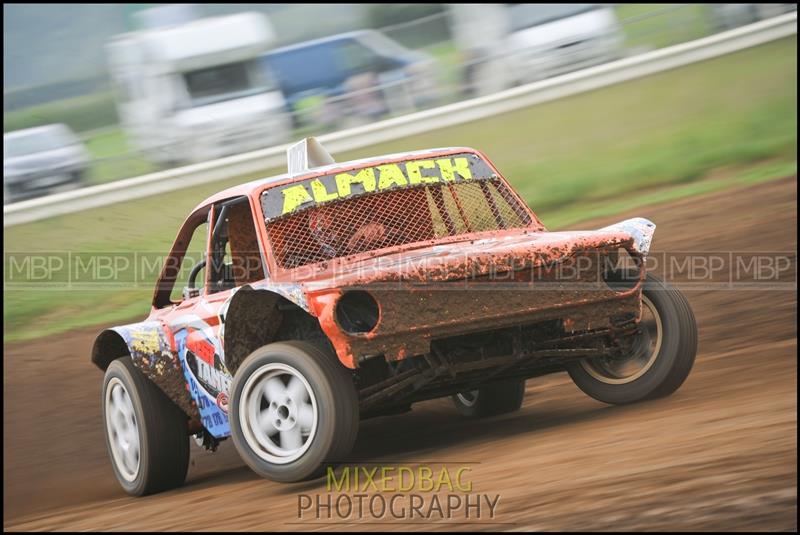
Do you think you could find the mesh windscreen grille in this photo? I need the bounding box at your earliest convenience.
[265,178,533,269]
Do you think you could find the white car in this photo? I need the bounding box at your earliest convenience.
[452,4,624,96]
[3,124,89,204]
[502,4,624,83]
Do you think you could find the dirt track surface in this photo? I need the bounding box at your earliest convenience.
[4,177,797,531]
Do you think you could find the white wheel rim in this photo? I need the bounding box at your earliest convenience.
[580,295,663,385]
[105,378,140,482]
[239,363,318,465]
[456,390,480,407]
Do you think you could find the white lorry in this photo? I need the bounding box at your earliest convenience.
[107,10,291,165]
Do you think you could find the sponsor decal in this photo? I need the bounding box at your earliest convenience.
[173,317,231,437]
[184,327,231,401]
[186,328,215,366]
[261,153,495,221]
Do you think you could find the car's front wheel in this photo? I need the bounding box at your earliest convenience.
[102,357,190,496]
[567,274,697,404]
[229,341,359,482]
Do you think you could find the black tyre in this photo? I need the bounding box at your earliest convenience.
[229,341,359,482]
[452,378,526,418]
[102,357,190,496]
[567,274,697,404]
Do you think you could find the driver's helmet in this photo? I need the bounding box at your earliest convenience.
[307,209,340,257]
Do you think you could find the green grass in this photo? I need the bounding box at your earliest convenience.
[83,128,159,185]
[3,90,118,134]
[3,36,797,343]
[82,127,129,159]
[546,159,797,229]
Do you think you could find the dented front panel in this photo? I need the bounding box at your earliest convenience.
[306,228,650,368]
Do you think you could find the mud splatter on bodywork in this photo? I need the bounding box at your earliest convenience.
[305,220,654,368]
[93,322,200,423]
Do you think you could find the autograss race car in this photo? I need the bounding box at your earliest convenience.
[93,138,697,495]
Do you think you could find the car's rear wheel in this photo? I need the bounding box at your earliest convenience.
[102,357,190,496]
[452,378,526,417]
[567,274,697,404]
[229,341,359,482]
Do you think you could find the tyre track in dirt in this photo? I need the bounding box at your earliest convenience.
[4,177,797,531]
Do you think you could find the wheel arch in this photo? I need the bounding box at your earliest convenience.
[92,328,131,371]
[91,322,199,421]
[223,285,334,376]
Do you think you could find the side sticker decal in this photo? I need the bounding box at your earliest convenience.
[172,315,231,438]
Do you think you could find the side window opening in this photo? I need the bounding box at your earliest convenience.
[169,221,209,303]
[153,208,210,308]
[207,197,266,294]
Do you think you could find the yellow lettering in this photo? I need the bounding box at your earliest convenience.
[406,160,439,185]
[381,466,394,491]
[455,467,473,492]
[279,156,474,216]
[418,466,433,492]
[398,466,414,492]
[437,157,472,181]
[327,466,349,492]
[281,184,313,215]
[435,466,453,492]
[335,168,376,197]
[310,179,339,203]
[361,466,379,492]
[377,164,408,190]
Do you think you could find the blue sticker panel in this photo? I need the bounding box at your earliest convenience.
[174,328,231,438]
